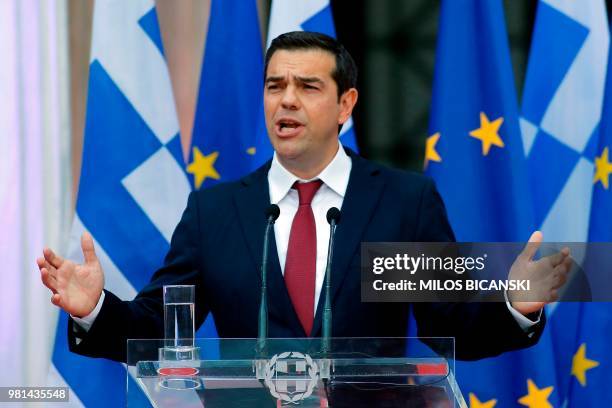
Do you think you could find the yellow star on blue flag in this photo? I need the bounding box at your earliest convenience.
[469,392,497,408]
[572,343,599,387]
[186,147,220,189]
[518,379,554,408]
[424,132,442,169]
[593,146,612,189]
[469,112,505,156]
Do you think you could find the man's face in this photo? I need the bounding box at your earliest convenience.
[264,49,356,170]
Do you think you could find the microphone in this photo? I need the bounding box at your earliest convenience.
[257,204,280,357]
[322,207,341,355]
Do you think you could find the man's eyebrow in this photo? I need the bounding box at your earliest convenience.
[264,75,325,86]
[265,76,284,83]
[296,76,323,84]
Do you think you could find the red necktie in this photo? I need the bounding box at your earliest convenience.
[284,180,323,335]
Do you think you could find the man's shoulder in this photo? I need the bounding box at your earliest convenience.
[349,150,434,193]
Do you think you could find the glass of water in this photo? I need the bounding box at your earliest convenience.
[163,285,195,351]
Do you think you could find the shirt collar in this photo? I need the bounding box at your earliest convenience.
[268,143,352,203]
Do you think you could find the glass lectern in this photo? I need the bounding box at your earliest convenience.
[126,337,466,407]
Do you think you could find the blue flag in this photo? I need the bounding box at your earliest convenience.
[521,0,609,243]
[588,25,612,242]
[426,0,534,243]
[425,1,563,407]
[189,0,264,191]
[50,1,190,406]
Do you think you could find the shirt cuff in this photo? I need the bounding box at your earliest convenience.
[71,291,105,332]
[504,290,541,337]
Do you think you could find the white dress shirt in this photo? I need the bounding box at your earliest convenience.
[74,142,538,333]
[268,144,351,313]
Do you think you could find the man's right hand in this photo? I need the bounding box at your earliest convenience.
[38,232,104,318]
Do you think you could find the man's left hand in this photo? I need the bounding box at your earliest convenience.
[508,231,573,316]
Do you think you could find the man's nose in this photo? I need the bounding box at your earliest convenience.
[281,86,300,110]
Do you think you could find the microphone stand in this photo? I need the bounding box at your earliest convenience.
[255,205,279,380]
[320,207,341,385]
[322,219,337,355]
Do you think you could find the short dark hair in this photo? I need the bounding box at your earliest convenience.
[264,31,358,99]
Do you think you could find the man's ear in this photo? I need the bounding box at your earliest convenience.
[338,88,358,125]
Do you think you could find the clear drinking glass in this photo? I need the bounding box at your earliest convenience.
[163,285,195,350]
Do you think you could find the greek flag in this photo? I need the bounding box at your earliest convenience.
[48,1,189,406]
[521,0,609,243]
[253,0,359,165]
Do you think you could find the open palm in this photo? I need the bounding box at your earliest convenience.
[38,232,104,318]
[509,231,572,315]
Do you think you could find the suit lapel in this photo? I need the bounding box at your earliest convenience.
[310,151,386,336]
[233,163,305,336]
[233,163,270,273]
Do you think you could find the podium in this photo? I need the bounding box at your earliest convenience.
[127,337,466,407]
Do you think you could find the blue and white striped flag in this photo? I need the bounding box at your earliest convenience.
[48,1,189,406]
[253,0,359,165]
[521,0,609,242]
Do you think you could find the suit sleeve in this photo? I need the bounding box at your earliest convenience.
[411,178,546,360]
[68,191,210,363]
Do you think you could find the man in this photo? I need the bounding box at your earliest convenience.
[38,32,571,363]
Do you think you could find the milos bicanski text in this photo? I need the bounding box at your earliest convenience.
[370,254,530,292]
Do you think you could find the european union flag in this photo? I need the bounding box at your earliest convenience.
[426,0,534,243]
[425,1,555,407]
[188,0,264,191]
[589,25,612,242]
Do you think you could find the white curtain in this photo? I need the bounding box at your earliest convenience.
[0,0,71,388]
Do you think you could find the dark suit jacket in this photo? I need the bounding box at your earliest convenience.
[69,149,544,362]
